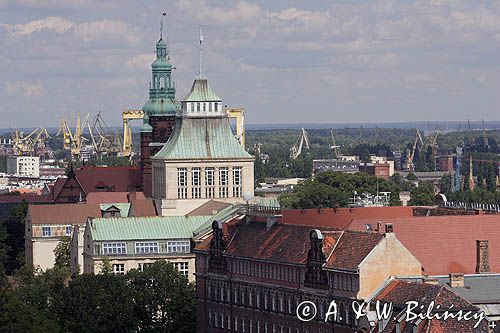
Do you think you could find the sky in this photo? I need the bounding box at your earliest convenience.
[0,0,500,127]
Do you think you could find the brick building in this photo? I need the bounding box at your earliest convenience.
[194,218,421,332]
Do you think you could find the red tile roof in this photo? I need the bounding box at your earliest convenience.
[186,200,232,216]
[281,206,414,229]
[129,199,157,217]
[374,280,489,333]
[85,191,146,204]
[326,230,383,270]
[349,215,500,275]
[27,203,101,225]
[0,194,50,203]
[74,166,141,193]
[214,221,384,270]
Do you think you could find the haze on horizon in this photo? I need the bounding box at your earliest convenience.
[0,0,499,128]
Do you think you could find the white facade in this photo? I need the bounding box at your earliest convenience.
[152,160,254,216]
[8,156,40,177]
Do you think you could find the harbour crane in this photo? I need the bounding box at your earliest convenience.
[404,128,424,171]
[290,128,310,159]
[330,130,341,157]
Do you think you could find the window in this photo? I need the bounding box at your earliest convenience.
[205,167,214,198]
[197,102,200,112]
[192,167,201,199]
[233,167,242,197]
[42,226,51,237]
[102,242,126,255]
[203,102,206,112]
[173,262,189,276]
[209,102,212,112]
[138,262,153,271]
[219,167,228,198]
[167,240,190,253]
[215,103,218,111]
[113,263,125,274]
[135,242,159,254]
[177,168,187,199]
[65,225,72,236]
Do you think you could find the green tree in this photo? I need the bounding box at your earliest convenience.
[56,274,137,333]
[100,257,112,274]
[486,162,497,192]
[408,182,435,206]
[127,260,196,333]
[3,200,28,274]
[406,172,418,181]
[54,237,71,269]
[0,288,60,333]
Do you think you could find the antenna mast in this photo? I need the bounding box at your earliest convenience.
[199,26,204,78]
[160,12,166,39]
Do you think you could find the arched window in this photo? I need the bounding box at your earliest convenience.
[159,77,165,89]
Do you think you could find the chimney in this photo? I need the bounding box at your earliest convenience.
[476,240,490,273]
[449,273,465,288]
[266,216,276,230]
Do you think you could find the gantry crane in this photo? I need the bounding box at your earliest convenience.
[226,108,245,148]
[404,128,424,171]
[12,128,51,156]
[122,109,144,158]
[330,130,341,157]
[290,128,310,159]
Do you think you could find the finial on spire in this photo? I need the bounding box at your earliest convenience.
[160,12,166,39]
[199,26,204,78]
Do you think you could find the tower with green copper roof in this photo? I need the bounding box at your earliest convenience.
[140,13,179,197]
[151,28,254,216]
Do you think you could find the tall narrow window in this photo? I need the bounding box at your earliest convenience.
[233,167,242,197]
[205,167,214,198]
[203,102,206,112]
[177,168,187,199]
[197,102,200,112]
[192,167,201,199]
[219,167,228,198]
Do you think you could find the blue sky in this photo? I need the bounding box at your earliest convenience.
[0,0,500,127]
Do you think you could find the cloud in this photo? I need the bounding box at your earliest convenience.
[0,16,73,35]
[127,53,155,69]
[73,20,139,44]
[176,0,262,25]
[5,81,46,98]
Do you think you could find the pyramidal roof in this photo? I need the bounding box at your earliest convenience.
[183,78,221,102]
[152,117,252,160]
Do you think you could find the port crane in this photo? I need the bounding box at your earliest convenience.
[290,128,310,159]
[330,130,341,157]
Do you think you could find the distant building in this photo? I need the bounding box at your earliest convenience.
[312,159,359,176]
[7,156,40,177]
[194,218,421,332]
[151,71,254,216]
